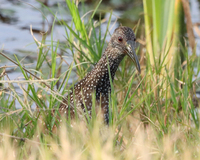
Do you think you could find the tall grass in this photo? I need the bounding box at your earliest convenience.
[0,0,199,159]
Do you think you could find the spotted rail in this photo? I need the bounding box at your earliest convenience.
[58,26,140,124]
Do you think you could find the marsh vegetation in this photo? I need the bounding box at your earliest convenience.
[0,0,200,159]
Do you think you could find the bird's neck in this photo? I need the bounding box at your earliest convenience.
[89,47,124,85]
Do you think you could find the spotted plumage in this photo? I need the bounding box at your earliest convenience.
[58,26,140,124]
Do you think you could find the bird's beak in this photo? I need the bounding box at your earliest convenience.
[126,40,141,73]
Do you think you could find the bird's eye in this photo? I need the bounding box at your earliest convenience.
[118,36,123,42]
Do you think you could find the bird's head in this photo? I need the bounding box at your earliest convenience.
[110,26,141,73]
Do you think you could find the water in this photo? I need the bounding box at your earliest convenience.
[1,0,68,58]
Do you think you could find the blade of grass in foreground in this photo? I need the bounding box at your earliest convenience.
[65,0,89,44]
[14,55,44,109]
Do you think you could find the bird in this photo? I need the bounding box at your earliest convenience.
[56,26,141,124]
